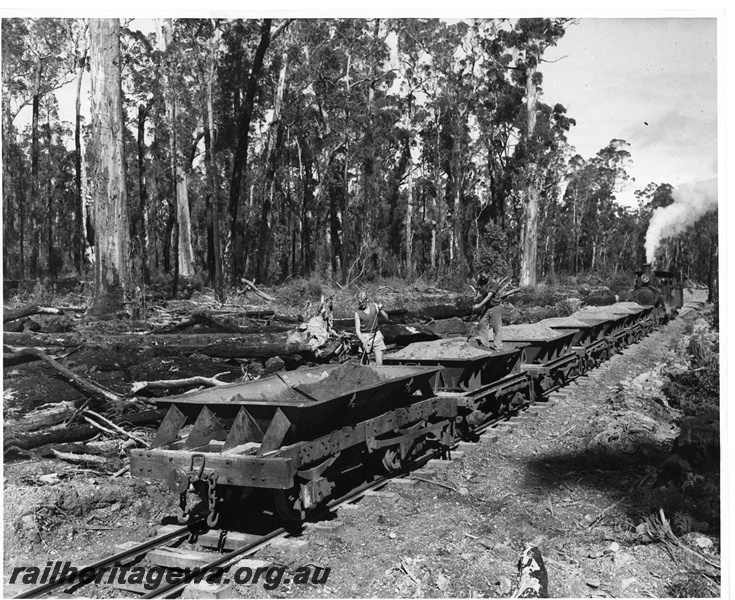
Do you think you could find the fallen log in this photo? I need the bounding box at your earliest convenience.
[238,278,276,302]
[131,372,232,394]
[424,317,471,337]
[81,409,148,446]
[4,408,167,451]
[151,313,246,334]
[52,449,109,467]
[3,304,65,323]
[4,318,436,362]
[3,331,85,348]
[9,401,77,433]
[57,331,338,360]
[332,322,441,346]
[4,348,124,405]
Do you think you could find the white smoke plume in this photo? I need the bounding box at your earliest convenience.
[645,179,718,264]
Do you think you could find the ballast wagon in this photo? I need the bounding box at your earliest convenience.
[130,363,454,522]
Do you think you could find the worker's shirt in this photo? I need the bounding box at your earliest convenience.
[356,303,380,333]
[477,281,502,315]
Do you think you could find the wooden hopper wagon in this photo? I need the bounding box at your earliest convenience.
[500,324,580,399]
[573,303,650,351]
[538,316,612,372]
[129,364,453,522]
[383,338,530,435]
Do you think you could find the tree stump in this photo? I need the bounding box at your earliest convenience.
[673,414,719,470]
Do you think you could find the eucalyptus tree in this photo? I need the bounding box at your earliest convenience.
[118,22,158,285]
[394,18,442,278]
[526,101,575,278]
[425,21,485,277]
[227,18,273,283]
[495,18,573,286]
[176,18,226,299]
[68,19,89,275]
[88,18,131,314]
[156,18,197,285]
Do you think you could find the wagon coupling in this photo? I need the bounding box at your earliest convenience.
[171,452,222,527]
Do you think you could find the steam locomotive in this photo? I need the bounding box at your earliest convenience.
[632,264,683,322]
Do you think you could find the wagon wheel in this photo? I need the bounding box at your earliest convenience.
[273,486,305,522]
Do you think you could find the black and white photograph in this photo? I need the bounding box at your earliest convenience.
[1,5,727,599]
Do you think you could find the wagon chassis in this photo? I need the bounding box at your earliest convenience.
[132,396,457,523]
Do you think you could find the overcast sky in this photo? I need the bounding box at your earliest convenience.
[541,17,719,208]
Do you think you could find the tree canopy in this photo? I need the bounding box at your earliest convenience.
[1,17,717,298]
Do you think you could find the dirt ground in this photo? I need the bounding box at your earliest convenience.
[3,293,720,598]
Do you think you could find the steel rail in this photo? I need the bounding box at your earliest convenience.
[145,474,399,599]
[13,518,206,599]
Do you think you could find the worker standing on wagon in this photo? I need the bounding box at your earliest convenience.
[355,290,389,365]
[470,273,517,351]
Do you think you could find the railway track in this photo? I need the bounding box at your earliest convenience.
[13,436,463,599]
[13,376,599,600]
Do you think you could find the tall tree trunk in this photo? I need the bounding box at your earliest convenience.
[89,18,130,314]
[228,19,272,284]
[520,62,539,288]
[431,108,442,272]
[405,103,414,280]
[451,127,465,273]
[340,52,352,287]
[257,47,288,284]
[45,106,56,278]
[204,24,224,302]
[707,238,717,304]
[74,49,87,275]
[297,136,313,275]
[133,103,150,285]
[157,18,195,282]
[30,64,41,278]
[328,158,342,278]
[341,143,349,286]
[2,91,14,276]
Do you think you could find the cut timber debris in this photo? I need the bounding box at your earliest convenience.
[131,372,232,394]
[52,449,109,467]
[10,401,77,433]
[238,278,276,302]
[3,347,125,406]
[4,409,166,452]
[79,409,148,446]
[3,304,65,324]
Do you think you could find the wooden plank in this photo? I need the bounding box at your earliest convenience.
[129,449,295,488]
